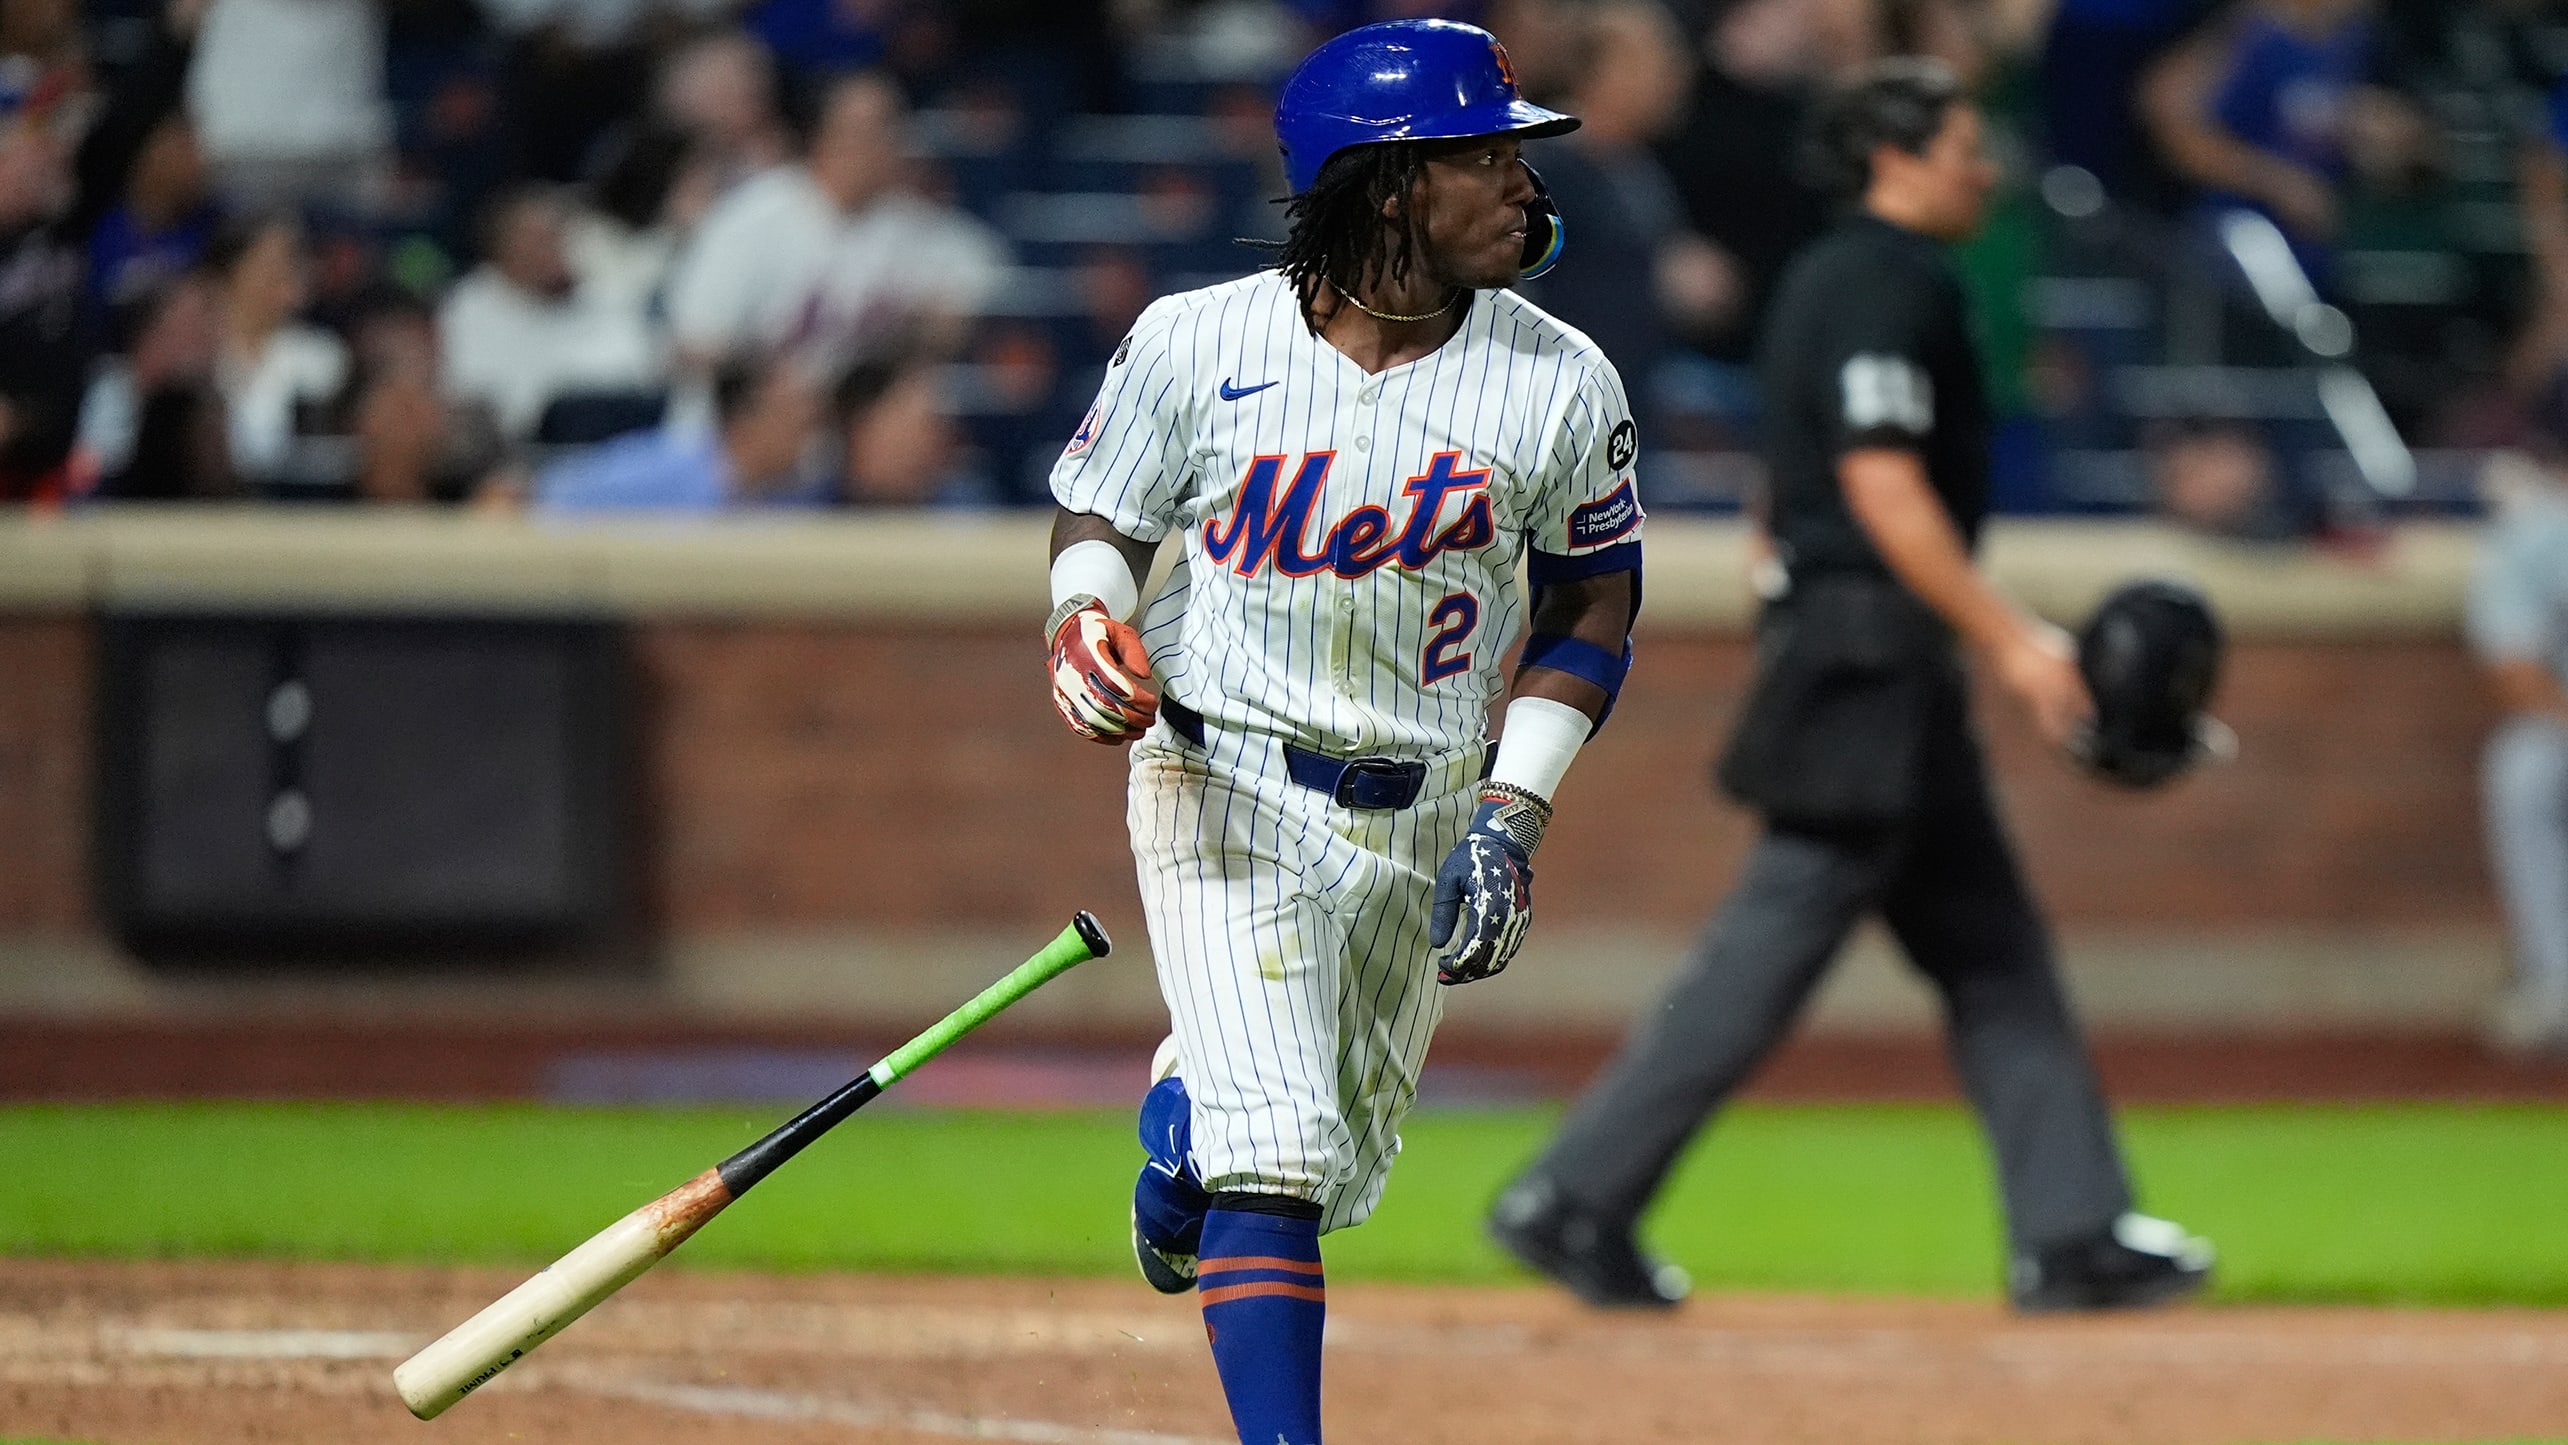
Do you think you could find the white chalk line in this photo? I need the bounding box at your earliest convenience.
[60,1325,1229,1445]
[1324,1317,2568,1373]
[113,1327,418,1359]
[58,1316,2568,1374]
[35,1316,2568,1437]
[568,1376,1233,1445]
[61,1317,2568,1376]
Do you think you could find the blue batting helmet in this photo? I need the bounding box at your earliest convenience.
[1275,19,1578,278]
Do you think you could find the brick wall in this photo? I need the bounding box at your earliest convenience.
[0,617,2502,936]
[1518,637,2495,931]
[642,626,2501,935]
[637,624,1133,930]
[0,619,89,930]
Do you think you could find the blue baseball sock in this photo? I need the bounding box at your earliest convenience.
[1197,1201,1325,1445]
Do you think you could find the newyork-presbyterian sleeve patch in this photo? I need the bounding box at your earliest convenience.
[1567,480,1640,548]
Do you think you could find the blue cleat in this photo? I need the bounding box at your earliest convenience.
[1132,1037,1208,1294]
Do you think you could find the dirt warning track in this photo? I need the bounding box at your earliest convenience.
[4,1258,2565,1445]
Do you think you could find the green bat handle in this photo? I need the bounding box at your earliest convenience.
[714,912,1110,1196]
[869,911,1112,1087]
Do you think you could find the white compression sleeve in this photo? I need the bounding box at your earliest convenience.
[1049,538,1141,621]
[1489,695,1590,803]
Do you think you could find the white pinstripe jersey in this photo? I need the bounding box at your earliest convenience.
[1051,269,1643,758]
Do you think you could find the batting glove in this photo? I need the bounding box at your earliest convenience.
[1047,596,1159,744]
[1430,782,1552,986]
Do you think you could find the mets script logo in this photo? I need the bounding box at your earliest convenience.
[1204,451,1495,579]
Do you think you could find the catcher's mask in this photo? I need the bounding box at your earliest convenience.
[2072,578,2232,789]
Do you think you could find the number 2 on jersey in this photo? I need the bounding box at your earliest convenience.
[1423,592,1478,684]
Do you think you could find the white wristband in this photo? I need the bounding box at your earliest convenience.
[1490,695,1590,802]
[1049,538,1140,622]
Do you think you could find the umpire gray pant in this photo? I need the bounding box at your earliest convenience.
[2484,714,2568,1008]
[1528,691,2134,1255]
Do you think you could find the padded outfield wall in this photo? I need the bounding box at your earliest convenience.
[0,509,2506,1036]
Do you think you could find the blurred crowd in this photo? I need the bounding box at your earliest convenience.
[0,0,2566,517]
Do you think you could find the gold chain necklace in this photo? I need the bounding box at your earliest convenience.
[1332,281,1460,324]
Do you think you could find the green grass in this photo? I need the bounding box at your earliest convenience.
[2,1102,2565,1306]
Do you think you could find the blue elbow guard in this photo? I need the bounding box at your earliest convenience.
[1523,543,1641,727]
[1519,633,1631,728]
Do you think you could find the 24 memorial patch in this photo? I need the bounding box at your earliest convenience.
[1607,418,1637,471]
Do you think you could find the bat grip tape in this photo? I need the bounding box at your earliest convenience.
[714,915,1106,1196]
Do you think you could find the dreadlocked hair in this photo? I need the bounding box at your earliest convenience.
[1271,142,1428,334]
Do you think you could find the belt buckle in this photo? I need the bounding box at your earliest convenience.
[1334,756,1425,810]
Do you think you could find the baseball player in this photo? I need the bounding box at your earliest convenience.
[1041,21,1642,1444]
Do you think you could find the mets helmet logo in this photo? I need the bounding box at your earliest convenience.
[1490,40,1518,92]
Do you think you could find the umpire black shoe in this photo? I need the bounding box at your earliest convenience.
[2009,1212,2214,1313]
[1487,1175,1689,1310]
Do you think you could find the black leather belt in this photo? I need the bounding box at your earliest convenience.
[1161,697,1429,811]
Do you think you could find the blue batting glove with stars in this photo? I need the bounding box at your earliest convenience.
[1429,782,1553,986]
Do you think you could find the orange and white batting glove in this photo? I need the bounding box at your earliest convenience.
[1047,596,1159,744]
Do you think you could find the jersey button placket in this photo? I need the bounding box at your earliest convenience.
[1328,587,1362,839]
[1333,592,1357,697]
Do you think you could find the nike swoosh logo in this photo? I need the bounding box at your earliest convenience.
[1218,378,1278,401]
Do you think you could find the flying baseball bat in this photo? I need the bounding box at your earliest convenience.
[392,911,1111,1421]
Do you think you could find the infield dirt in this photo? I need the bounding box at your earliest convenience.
[4,1258,2565,1445]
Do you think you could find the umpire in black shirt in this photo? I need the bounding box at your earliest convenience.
[1488,60,2213,1313]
